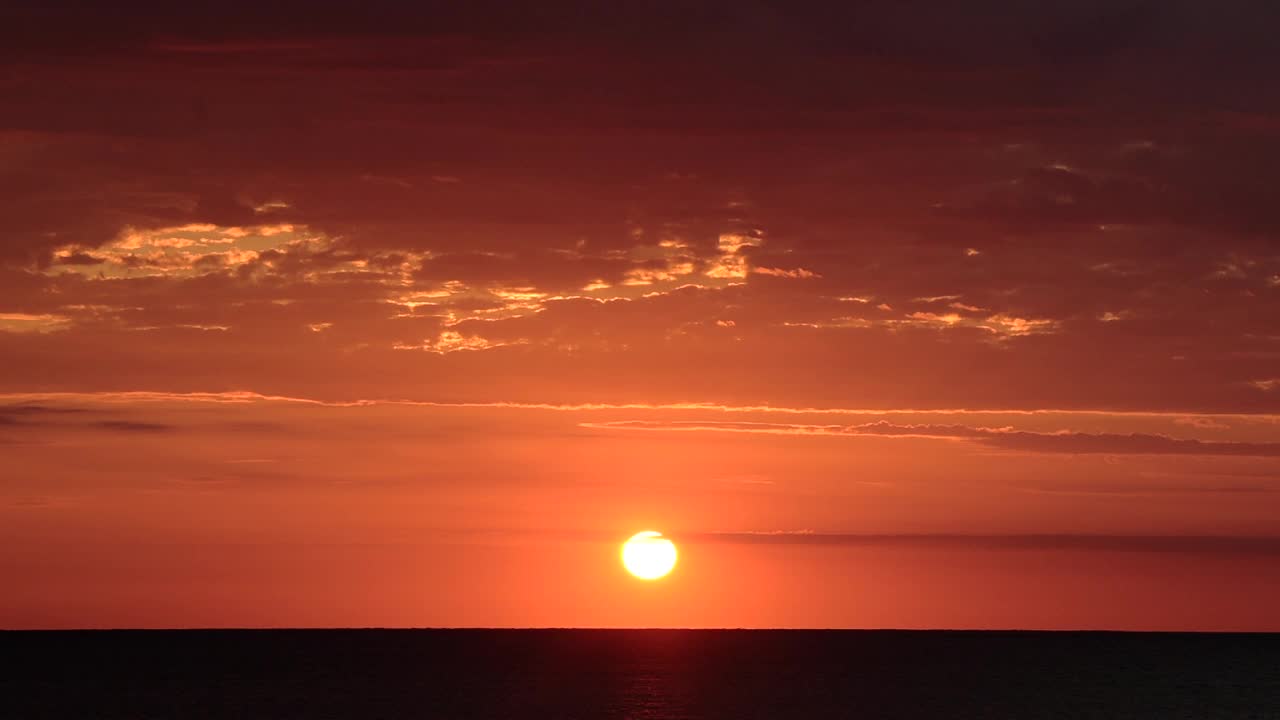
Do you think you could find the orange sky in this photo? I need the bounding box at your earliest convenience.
[3,394,1278,629]
[2,2,1279,629]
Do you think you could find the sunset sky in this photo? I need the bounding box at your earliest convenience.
[3,1,1279,630]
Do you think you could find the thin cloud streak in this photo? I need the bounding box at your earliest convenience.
[89,420,174,433]
[2,391,1277,420]
[583,420,1280,457]
[693,532,1280,556]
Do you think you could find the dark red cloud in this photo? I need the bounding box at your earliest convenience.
[0,1,1277,413]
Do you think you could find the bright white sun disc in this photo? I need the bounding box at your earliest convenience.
[621,531,678,580]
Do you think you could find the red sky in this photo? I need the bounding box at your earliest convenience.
[2,1,1279,630]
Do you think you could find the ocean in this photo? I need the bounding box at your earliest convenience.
[3,629,1278,719]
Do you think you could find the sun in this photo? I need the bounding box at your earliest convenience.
[621,531,678,580]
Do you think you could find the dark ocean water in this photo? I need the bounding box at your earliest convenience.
[2,629,1278,719]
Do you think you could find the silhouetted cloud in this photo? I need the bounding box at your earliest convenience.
[695,532,1280,556]
[0,404,92,431]
[981,431,1280,457]
[584,420,1280,457]
[90,420,175,433]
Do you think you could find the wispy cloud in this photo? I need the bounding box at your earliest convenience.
[4,391,1275,421]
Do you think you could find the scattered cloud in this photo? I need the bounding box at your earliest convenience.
[753,266,821,279]
[394,330,526,354]
[704,233,763,280]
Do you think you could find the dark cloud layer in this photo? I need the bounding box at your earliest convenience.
[1,1,1278,412]
[696,532,1280,556]
[586,420,1280,457]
